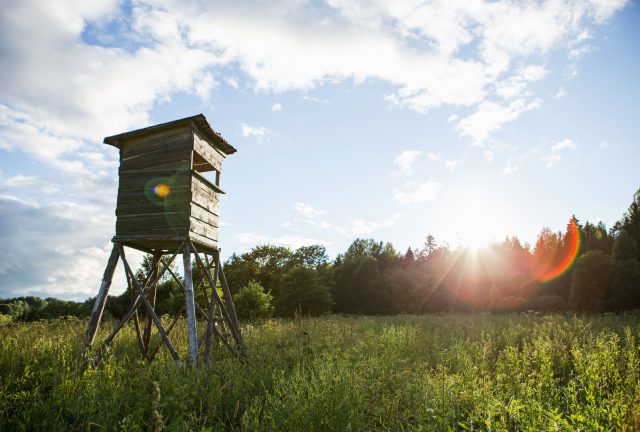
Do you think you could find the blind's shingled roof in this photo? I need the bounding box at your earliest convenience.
[103,114,237,156]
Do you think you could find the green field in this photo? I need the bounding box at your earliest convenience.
[2,313,640,431]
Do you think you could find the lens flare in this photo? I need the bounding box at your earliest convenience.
[534,218,581,282]
[153,183,170,197]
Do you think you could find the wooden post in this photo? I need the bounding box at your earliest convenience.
[205,250,220,368]
[191,244,247,357]
[126,271,144,353]
[183,242,199,366]
[76,245,119,369]
[142,253,162,356]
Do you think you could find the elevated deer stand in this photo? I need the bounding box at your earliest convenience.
[77,115,247,372]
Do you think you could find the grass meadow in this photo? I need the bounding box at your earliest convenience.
[2,313,640,431]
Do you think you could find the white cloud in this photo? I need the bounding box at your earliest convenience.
[483,150,494,163]
[240,123,272,144]
[280,221,291,227]
[502,159,518,174]
[303,96,330,104]
[394,150,421,176]
[0,195,144,300]
[271,103,282,111]
[445,160,460,171]
[457,98,541,145]
[569,44,595,59]
[293,203,327,218]
[1,174,42,188]
[225,76,239,89]
[425,152,441,160]
[540,138,578,167]
[556,87,567,98]
[448,114,458,123]
[234,233,268,243]
[599,141,608,149]
[394,181,441,203]
[270,236,333,250]
[308,220,332,229]
[336,214,400,237]
[565,62,579,79]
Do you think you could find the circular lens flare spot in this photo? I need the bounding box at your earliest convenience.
[153,183,170,198]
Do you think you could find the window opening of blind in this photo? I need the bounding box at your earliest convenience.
[193,150,220,186]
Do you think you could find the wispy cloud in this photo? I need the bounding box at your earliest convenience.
[540,138,578,167]
[234,233,268,243]
[280,221,291,227]
[556,87,567,98]
[307,220,332,229]
[303,96,329,104]
[448,114,458,123]
[270,236,332,249]
[271,103,282,111]
[293,203,326,218]
[336,214,400,237]
[225,76,239,89]
[394,150,421,176]
[483,150,494,164]
[394,181,441,203]
[502,159,518,174]
[240,124,272,144]
[457,98,541,146]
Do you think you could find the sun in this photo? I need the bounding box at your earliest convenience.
[437,188,516,251]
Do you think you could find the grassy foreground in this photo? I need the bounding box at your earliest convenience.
[2,313,640,431]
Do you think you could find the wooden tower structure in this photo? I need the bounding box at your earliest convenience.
[78,114,247,370]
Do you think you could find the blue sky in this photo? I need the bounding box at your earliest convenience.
[0,0,638,300]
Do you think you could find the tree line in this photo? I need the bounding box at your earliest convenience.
[2,188,639,325]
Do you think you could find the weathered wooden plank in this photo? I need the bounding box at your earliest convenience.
[122,130,191,159]
[190,203,219,228]
[116,213,190,232]
[191,191,220,216]
[116,199,190,217]
[194,131,223,172]
[121,125,191,149]
[120,143,191,172]
[118,170,190,190]
[189,217,219,241]
[117,185,191,204]
[119,160,191,175]
[188,231,218,251]
[192,171,224,195]
[191,176,220,200]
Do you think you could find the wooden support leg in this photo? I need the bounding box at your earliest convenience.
[191,244,247,359]
[127,272,144,353]
[205,250,220,368]
[142,253,162,356]
[115,243,183,367]
[218,261,248,355]
[183,242,199,366]
[76,245,119,371]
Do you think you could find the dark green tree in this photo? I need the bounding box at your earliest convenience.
[233,281,274,319]
[274,266,333,316]
[569,251,613,312]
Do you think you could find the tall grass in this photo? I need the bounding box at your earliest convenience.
[1,312,640,431]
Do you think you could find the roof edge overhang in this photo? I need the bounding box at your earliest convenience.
[103,114,236,156]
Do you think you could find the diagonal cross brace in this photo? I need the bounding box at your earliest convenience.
[92,243,184,365]
[190,243,248,357]
[115,243,183,367]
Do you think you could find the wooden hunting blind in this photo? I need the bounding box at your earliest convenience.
[78,115,247,372]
